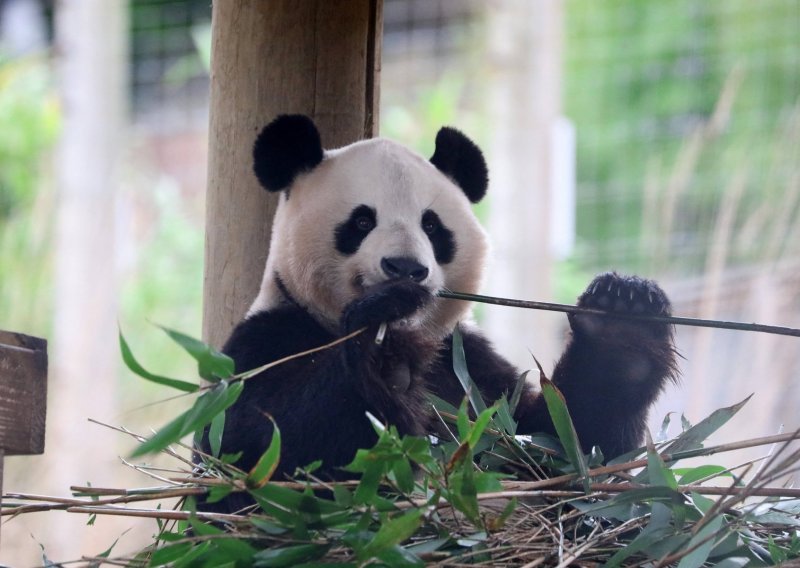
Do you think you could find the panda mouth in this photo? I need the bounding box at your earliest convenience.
[352,272,436,295]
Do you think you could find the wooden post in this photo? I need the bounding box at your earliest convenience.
[0,330,48,545]
[203,0,383,349]
[484,0,564,369]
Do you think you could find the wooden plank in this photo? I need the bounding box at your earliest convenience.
[0,330,47,455]
[202,0,383,349]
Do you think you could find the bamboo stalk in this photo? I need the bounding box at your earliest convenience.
[438,290,800,337]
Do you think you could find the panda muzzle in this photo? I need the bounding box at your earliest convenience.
[381,256,429,283]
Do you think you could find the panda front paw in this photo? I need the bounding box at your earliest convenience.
[569,272,672,339]
[342,280,432,334]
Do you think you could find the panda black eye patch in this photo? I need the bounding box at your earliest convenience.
[422,209,455,264]
[335,205,377,255]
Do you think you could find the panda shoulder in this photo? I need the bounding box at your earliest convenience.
[223,306,334,371]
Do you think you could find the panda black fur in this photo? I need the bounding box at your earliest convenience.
[198,115,678,513]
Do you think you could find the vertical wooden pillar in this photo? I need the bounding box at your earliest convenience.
[485,0,564,369]
[203,0,383,349]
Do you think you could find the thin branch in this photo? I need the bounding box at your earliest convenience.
[439,290,800,337]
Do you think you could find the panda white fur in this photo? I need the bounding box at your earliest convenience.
[199,115,677,513]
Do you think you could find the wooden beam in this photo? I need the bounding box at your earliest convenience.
[0,329,47,547]
[203,0,383,349]
[0,331,47,456]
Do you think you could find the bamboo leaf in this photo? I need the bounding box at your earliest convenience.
[158,325,234,382]
[676,514,725,568]
[451,327,487,415]
[131,381,243,457]
[665,395,752,454]
[360,509,424,559]
[509,371,529,415]
[208,410,225,458]
[149,542,194,566]
[246,416,281,489]
[676,465,731,485]
[494,396,516,436]
[467,404,498,449]
[540,376,590,491]
[119,330,199,393]
[647,434,678,489]
[253,544,330,567]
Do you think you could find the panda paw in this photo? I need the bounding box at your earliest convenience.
[569,272,672,339]
[342,280,432,333]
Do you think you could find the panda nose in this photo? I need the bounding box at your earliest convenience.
[381,257,429,283]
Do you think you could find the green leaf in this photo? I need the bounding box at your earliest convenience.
[604,524,674,567]
[540,376,590,491]
[158,325,234,382]
[205,485,233,504]
[676,514,725,568]
[376,544,424,567]
[253,543,329,567]
[647,440,678,489]
[456,397,470,441]
[119,330,199,393]
[494,395,516,435]
[451,326,487,415]
[677,465,731,485]
[508,371,529,415]
[131,381,243,457]
[665,395,752,454]
[246,417,281,488]
[391,456,416,494]
[353,459,386,505]
[170,542,212,568]
[360,509,424,559]
[446,465,481,524]
[657,412,673,442]
[96,535,123,559]
[250,518,289,536]
[188,517,257,558]
[467,404,498,449]
[149,542,194,566]
[579,486,682,516]
[208,410,225,458]
[485,496,517,532]
[690,492,715,515]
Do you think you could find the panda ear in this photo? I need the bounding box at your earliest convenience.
[252,114,324,192]
[430,127,488,203]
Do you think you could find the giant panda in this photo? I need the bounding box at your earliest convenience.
[198,114,677,513]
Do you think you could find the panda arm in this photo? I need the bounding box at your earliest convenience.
[209,303,429,480]
[434,276,677,460]
[540,273,678,458]
[204,307,365,476]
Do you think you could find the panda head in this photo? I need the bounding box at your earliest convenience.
[249,114,489,338]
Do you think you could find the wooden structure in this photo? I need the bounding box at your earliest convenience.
[0,330,48,544]
[202,0,383,349]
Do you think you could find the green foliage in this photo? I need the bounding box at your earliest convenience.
[0,56,59,218]
[0,56,60,337]
[118,330,799,566]
[564,0,800,272]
